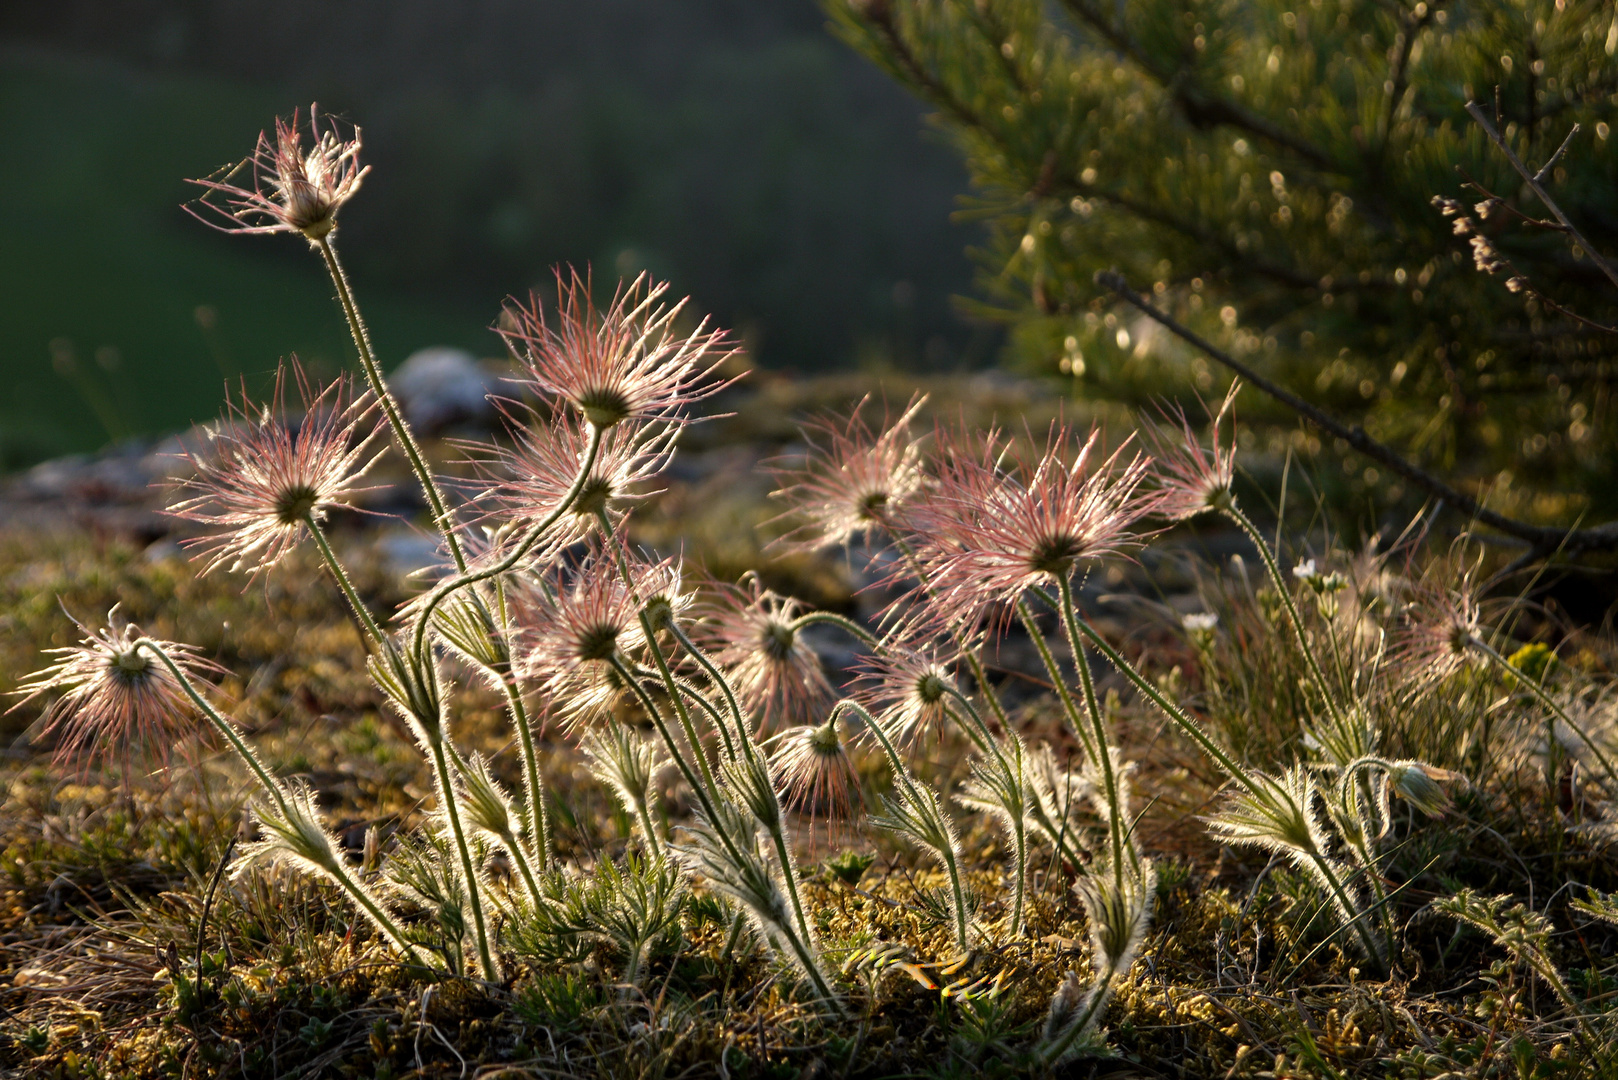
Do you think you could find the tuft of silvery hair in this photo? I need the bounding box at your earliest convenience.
[670,798,838,1006]
[582,723,666,818]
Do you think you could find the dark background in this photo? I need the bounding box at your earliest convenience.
[0,0,981,466]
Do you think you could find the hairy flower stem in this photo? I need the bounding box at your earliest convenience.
[1016,597,1128,880]
[409,423,604,674]
[316,237,466,574]
[135,638,427,965]
[135,639,287,815]
[320,851,430,966]
[1472,639,1618,784]
[1040,592,1385,964]
[1056,577,1142,879]
[610,655,726,829]
[424,733,498,980]
[305,516,385,644]
[636,615,722,795]
[490,810,544,908]
[662,619,815,947]
[788,610,879,648]
[1224,506,1345,727]
[500,679,552,869]
[836,700,970,950]
[611,652,829,989]
[636,800,665,859]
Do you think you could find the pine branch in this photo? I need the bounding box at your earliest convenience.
[1055,0,1335,169]
[1465,102,1618,294]
[1097,271,1618,557]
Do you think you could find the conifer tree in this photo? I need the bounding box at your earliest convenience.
[831,0,1618,516]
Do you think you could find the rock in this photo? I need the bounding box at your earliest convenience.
[389,348,499,432]
[374,527,447,577]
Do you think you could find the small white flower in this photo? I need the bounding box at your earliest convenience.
[1292,558,1318,581]
[1181,612,1219,632]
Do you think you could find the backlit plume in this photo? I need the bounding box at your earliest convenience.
[167,362,384,577]
[912,423,1155,616]
[701,574,833,734]
[186,104,368,241]
[500,270,736,431]
[11,611,220,777]
[770,394,928,550]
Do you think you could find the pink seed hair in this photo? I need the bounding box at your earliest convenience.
[186,105,368,241]
[167,360,385,578]
[499,268,738,431]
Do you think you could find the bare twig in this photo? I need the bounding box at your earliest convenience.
[1096,271,1618,557]
[1464,102,1618,292]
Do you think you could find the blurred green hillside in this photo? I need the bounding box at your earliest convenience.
[0,0,979,466]
[0,50,498,467]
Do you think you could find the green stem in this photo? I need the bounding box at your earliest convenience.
[1055,576,1135,879]
[136,640,286,818]
[1223,506,1344,726]
[501,678,552,870]
[662,619,814,946]
[1004,736,1028,936]
[322,853,431,967]
[1030,594,1387,964]
[500,821,545,909]
[138,639,427,965]
[1035,587,1252,789]
[305,516,385,644]
[316,236,466,574]
[665,621,750,760]
[425,734,498,981]
[409,423,603,674]
[635,800,664,859]
[789,610,879,648]
[636,613,721,795]
[834,699,970,950]
[610,654,724,829]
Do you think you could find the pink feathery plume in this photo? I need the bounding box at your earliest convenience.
[697,573,833,737]
[499,268,738,431]
[459,402,676,555]
[907,420,1157,624]
[768,393,928,552]
[11,608,224,780]
[167,360,385,578]
[766,717,863,848]
[186,105,368,241]
[1146,381,1241,522]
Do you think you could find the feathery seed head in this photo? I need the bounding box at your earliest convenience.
[767,716,863,836]
[1394,580,1483,685]
[167,361,383,578]
[701,575,832,734]
[12,610,219,777]
[854,639,959,749]
[464,405,675,551]
[186,105,367,241]
[910,422,1155,619]
[501,269,736,430]
[1146,383,1240,521]
[770,394,928,551]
